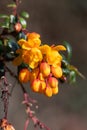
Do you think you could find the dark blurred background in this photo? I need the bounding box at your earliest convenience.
[0,0,87,130]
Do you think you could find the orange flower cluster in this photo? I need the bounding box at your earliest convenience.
[13,32,66,97]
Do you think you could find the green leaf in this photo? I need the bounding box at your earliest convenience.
[18,32,27,40]
[62,68,70,76]
[0,40,3,54]
[0,40,3,46]
[19,17,27,28]
[0,17,10,28]
[62,41,72,62]
[0,62,5,78]
[10,15,15,23]
[0,14,9,18]
[21,11,29,19]
[68,65,86,79]
[69,71,76,83]
[7,3,16,8]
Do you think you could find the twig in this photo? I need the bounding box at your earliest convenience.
[0,76,11,119]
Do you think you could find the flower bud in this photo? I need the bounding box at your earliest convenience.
[14,23,22,32]
[31,79,41,92]
[51,65,62,78]
[52,86,58,95]
[38,73,44,81]
[30,68,39,82]
[39,81,46,93]
[48,77,58,88]
[19,68,30,83]
[40,62,50,77]
[45,84,52,97]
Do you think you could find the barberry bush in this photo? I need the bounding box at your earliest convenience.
[0,0,84,130]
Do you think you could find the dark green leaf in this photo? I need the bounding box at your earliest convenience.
[0,18,10,28]
[69,71,76,83]
[21,11,29,19]
[0,14,9,18]
[0,62,5,78]
[7,40,19,52]
[19,17,27,28]
[0,40,3,54]
[18,32,27,40]
[62,68,70,76]
[62,41,72,62]
[0,40,3,46]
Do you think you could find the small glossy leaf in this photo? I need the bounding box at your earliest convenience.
[18,32,27,40]
[19,17,27,28]
[7,40,19,52]
[69,71,76,83]
[0,14,9,18]
[62,41,72,62]
[62,68,70,76]
[7,3,16,8]
[4,18,10,28]
[0,40,3,54]
[10,15,15,23]
[0,62,5,78]
[0,18,10,28]
[21,11,29,19]
[62,58,69,68]
[0,40,3,46]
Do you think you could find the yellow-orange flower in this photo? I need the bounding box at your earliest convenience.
[18,32,41,49]
[51,65,63,78]
[22,48,42,68]
[13,32,42,68]
[39,44,66,66]
[19,68,30,83]
[27,32,41,47]
[40,62,50,77]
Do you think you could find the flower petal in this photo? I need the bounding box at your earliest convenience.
[39,45,51,54]
[53,45,66,51]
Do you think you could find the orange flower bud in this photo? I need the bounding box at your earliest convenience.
[30,68,39,82]
[39,81,46,93]
[48,77,58,88]
[31,79,41,92]
[52,87,59,95]
[40,62,50,77]
[38,73,44,81]
[19,68,30,83]
[51,65,62,78]
[45,84,52,97]
[14,23,22,32]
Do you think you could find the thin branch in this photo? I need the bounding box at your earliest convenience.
[0,76,11,119]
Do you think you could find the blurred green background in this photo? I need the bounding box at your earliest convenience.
[0,0,87,130]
